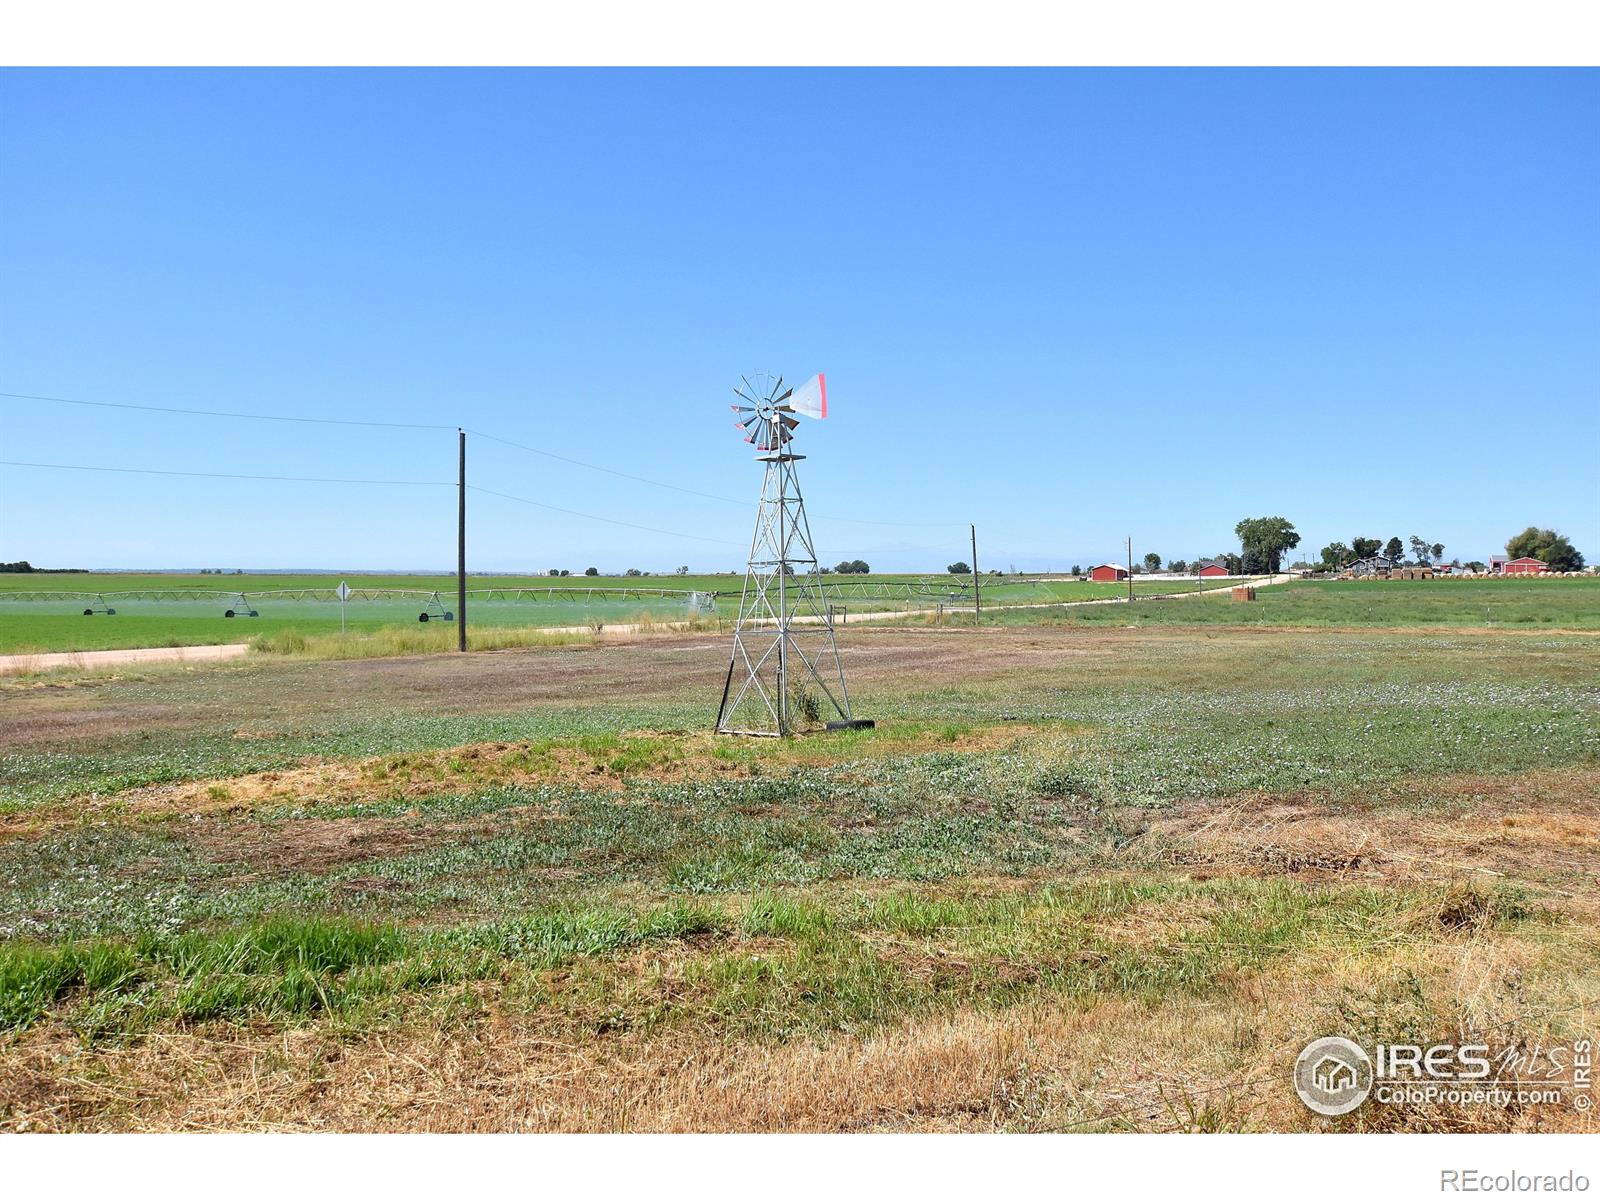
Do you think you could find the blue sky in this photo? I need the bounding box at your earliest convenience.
[2,68,1595,573]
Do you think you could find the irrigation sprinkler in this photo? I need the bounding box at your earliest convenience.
[222,592,259,618]
[418,592,455,622]
[82,594,116,616]
[716,372,871,737]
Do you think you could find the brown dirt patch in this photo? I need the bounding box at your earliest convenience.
[1140,767,1600,906]
[189,816,468,875]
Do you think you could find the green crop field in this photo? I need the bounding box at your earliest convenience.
[0,571,1246,655]
[1,588,1597,1132]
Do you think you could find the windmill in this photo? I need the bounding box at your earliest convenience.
[716,372,871,737]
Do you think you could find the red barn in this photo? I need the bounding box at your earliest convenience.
[1089,564,1128,582]
[1503,557,1548,575]
[1197,562,1230,578]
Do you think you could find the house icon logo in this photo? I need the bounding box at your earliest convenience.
[1294,1036,1373,1116]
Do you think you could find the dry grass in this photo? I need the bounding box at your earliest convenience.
[1139,766,1600,912]
[5,929,1593,1133]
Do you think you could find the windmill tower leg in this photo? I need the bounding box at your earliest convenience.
[716,449,862,736]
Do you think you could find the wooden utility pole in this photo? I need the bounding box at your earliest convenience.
[1126,536,1134,604]
[970,524,981,623]
[457,429,467,652]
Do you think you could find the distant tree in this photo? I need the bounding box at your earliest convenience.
[675,565,689,575]
[1506,527,1585,572]
[1431,542,1445,562]
[548,568,561,576]
[624,568,643,577]
[1142,552,1162,573]
[584,567,599,577]
[1236,517,1300,573]
[946,561,971,574]
[0,561,34,573]
[818,565,832,574]
[1351,537,1382,560]
[1409,536,1433,565]
[834,560,871,574]
[1465,560,1487,572]
[1169,559,1188,574]
[1070,564,1082,576]
[559,569,570,576]
[1320,542,1352,570]
[1384,537,1404,562]
[1221,552,1244,575]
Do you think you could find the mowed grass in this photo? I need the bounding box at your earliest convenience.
[1,615,1596,1131]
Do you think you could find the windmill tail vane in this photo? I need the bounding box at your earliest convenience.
[715,371,869,738]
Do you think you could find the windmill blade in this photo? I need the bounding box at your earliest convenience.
[789,373,827,419]
[780,414,799,431]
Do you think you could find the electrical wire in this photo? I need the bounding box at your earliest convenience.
[0,390,455,431]
[466,484,742,546]
[465,427,745,506]
[0,460,451,487]
[3,386,969,533]
[1,460,743,547]
[468,424,964,531]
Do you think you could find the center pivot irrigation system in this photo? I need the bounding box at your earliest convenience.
[715,372,873,738]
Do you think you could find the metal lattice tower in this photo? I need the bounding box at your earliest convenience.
[716,372,857,737]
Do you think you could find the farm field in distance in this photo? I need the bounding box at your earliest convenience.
[1,583,1596,1131]
[0,571,1247,656]
[975,576,1600,631]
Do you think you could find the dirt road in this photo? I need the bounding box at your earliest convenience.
[0,642,251,676]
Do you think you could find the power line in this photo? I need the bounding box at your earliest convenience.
[467,485,742,546]
[0,460,451,487]
[4,386,967,532]
[465,427,745,507]
[468,425,961,531]
[0,390,455,431]
[2,460,743,547]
